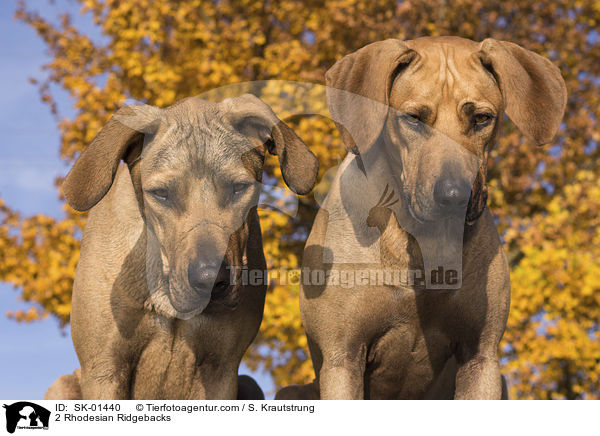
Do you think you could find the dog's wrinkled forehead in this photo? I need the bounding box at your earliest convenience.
[394,37,502,109]
[142,98,256,174]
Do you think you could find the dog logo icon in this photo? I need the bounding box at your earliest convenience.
[3,402,50,434]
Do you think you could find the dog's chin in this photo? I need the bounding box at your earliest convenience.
[408,198,467,226]
[171,289,212,317]
[145,287,209,320]
[146,283,240,319]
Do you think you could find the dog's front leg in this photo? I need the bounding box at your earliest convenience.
[453,351,502,400]
[79,362,132,400]
[318,345,367,400]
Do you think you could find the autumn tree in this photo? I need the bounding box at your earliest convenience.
[2,0,599,398]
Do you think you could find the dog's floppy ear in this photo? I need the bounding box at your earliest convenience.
[325,39,418,154]
[223,94,319,195]
[478,39,567,145]
[63,105,160,211]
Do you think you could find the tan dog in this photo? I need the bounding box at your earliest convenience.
[276,36,566,399]
[44,94,318,399]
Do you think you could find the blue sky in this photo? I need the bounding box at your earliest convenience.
[0,0,275,399]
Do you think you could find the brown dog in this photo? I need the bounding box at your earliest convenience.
[276,36,566,399]
[44,94,318,399]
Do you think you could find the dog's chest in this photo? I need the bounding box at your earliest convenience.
[365,320,454,399]
[129,318,232,399]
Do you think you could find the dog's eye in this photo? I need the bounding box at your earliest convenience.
[473,113,494,126]
[148,188,169,202]
[402,113,421,125]
[232,182,251,195]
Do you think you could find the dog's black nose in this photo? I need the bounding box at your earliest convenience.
[188,261,231,294]
[433,178,471,210]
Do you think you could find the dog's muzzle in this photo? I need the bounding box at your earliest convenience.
[187,259,231,297]
[433,177,471,215]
